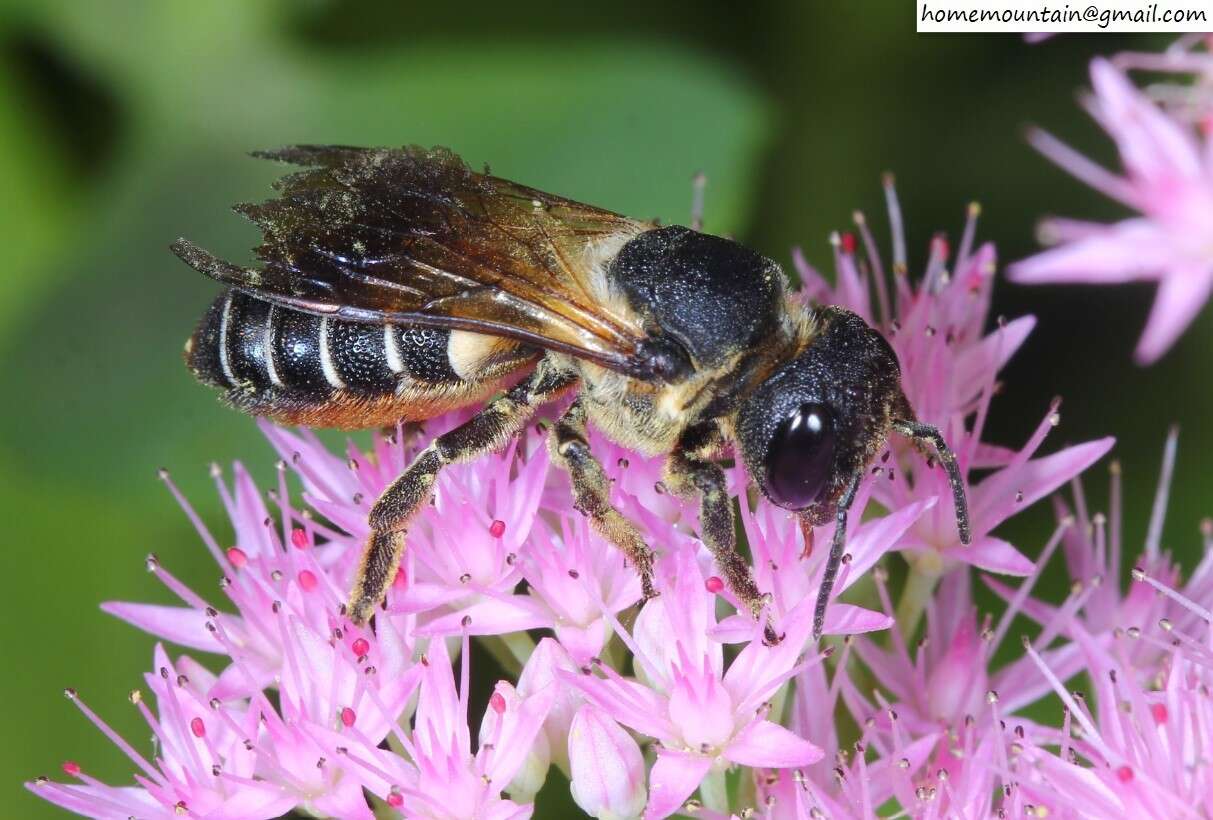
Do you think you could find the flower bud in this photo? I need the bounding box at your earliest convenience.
[568,705,646,820]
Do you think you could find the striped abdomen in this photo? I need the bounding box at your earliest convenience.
[186,290,536,428]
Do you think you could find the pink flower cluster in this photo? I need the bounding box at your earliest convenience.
[26,179,1187,820]
[1013,35,1213,363]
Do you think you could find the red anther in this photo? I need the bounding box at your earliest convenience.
[61,761,81,777]
[340,707,356,727]
[226,547,248,568]
[489,519,507,538]
[840,232,857,254]
[297,570,318,592]
[291,528,309,550]
[190,717,206,738]
[705,576,725,594]
[1151,703,1168,724]
[387,791,404,808]
[933,234,950,259]
[351,638,370,657]
[1116,765,1133,782]
[393,567,408,590]
[490,691,507,715]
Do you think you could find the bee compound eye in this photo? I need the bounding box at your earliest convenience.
[764,402,836,510]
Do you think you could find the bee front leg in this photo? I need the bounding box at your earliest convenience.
[549,400,658,601]
[663,434,780,646]
[347,362,576,624]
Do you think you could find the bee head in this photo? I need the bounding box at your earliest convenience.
[737,307,904,521]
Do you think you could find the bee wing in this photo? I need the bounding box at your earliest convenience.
[172,145,656,374]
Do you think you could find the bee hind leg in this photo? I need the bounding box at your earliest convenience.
[347,361,576,624]
[549,400,658,602]
[664,425,780,645]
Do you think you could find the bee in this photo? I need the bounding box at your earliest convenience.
[173,145,970,642]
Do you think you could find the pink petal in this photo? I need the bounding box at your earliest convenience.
[644,750,712,820]
[821,603,894,635]
[1030,751,1125,816]
[1134,267,1213,363]
[563,671,676,743]
[1025,127,1139,208]
[101,602,222,653]
[982,575,1059,625]
[484,683,556,790]
[723,719,823,768]
[709,614,756,644]
[417,597,552,636]
[996,641,1088,713]
[850,640,914,704]
[312,778,376,820]
[840,497,936,589]
[953,316,1036,392]
[1089,57,1204,184]
[554,620,610,666]
[1009,219,1175,284]
[974,437,1116,531]
[954,536,1035,576]
[482,800,534,820]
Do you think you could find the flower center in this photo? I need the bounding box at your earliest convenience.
[668,674,735,752]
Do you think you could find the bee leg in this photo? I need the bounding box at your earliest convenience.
[347,362,576,624]
[549,400,658,602]
[809,470,863,641]
[664,440,779,646]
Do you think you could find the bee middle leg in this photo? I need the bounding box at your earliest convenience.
[663,425,779,645]
[347,361,576,624]
[549,400,657,601]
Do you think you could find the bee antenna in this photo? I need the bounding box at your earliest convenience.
[809,470,863,641]
[690,171,707,232]
[893,419,972,545]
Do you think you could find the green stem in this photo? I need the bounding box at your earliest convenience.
[502,630,536,668]
[699,766,729,814]
[895,555,943,639]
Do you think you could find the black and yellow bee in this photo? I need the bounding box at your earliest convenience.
[174,145,970,641]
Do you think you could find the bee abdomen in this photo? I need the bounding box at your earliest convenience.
[186,291,532,423]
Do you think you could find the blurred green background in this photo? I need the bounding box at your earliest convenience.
[0,1,1203,817]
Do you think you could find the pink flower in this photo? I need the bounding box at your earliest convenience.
[1114,34,1213,127]
[104,464,420,705]
[566,545,824,819]
[29,644,377,819]
[986,428,1213,678]
[723,479,932,638]
[315,635,554,819]
[422,513,643,665]
[1018,626,1213,818]
[1011,57,1213,363]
